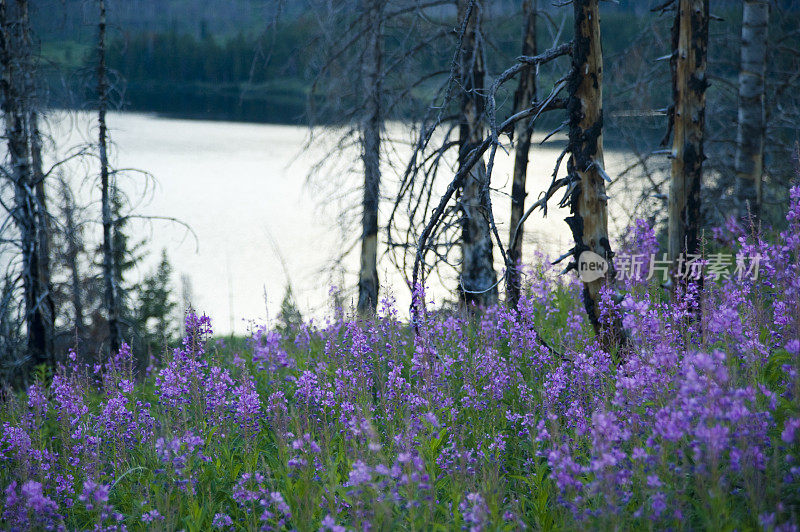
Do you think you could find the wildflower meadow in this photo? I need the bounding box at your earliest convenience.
[1,187,800,530]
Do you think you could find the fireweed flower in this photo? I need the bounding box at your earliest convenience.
[212,512,234,528]
[232,473,292,528]
[26,383,48,419]
[141,508,164,523]
[783,418,800,444]
[251,327,295,372]
[96,391,155,449]
[155,311,214,411]
[320,514,347,532]
[1,199,799,530]
[459,492,489,531]
[2,480,62,530]
[155,432,210,492]
[231,372,262,437]
[78,480,110,511]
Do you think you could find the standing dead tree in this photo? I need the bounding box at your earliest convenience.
[667,0,708,267]
[562,0,616,336]
[97,0,121,353]
[305,0,452,312]
[456,0,496,308]
[531,0,621,341]
[0,0,55,368]
[392,1,570,323]
[735,0,769,219]
[30,115,53,335]
[659,0,799,231]
[506,0,538,309]
[357,0,384,315]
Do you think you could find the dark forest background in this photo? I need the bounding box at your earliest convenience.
[33,0,799,125]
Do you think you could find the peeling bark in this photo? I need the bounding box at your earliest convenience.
[506,0,538,309]
[668,0,708,264]
[458,0,497,308]
[357,0,383,316]
[735,0,769,218]
[565,0,617,338]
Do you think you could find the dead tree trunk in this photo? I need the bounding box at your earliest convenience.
[0,0,54,367]
[31,114,55,353]
[24,8,54,364]
[458,0,497,308]
[506,0,538,309]
[97,0,121,353]
[735,0,769,218]
[357,0,383,316]
[668,0,708,264]
[565,0,617,337]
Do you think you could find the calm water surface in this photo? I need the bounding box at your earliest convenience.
[47,112,636,334]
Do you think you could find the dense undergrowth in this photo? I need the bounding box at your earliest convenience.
[1,187,800,531]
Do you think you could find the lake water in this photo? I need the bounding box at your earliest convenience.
[45,111,638,334]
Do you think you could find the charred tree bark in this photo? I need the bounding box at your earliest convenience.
[357,0,383,316]
[458,0,497,308]
[506,0,538,309]
[668,0,708,264]
[0,0,54,367]
[735,0,769,218]
[565,0,617,337]
[97,0,121,353]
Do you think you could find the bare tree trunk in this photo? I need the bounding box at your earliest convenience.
[668,0,708,265]
[23,5,54,363]
[506,0,538,309]
[31,113,55,353]
[357,0,383,316]
[565,0,617,337]
[458,0,497,308]
[735,0,769,218]
[0,0,54,367]
[97,0,121,353]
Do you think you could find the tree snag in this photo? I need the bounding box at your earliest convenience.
[357,0,383,316]
[457,0,497,308]
[506,0,538,309]
[735,0,769,219]
[97,0,122,353]
[564,0,617,337]
[668,0,708,265]
[0,0,55,367]
[30,113,55,347]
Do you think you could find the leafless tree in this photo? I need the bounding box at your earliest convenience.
[506,0,538,309]
[667,0,708,268]
[304,0,452,312]
[563,0,616,336]
[357,0,383,315]
[393,3,572,323]
[735,0,769,218]
[456,0,497,308]
[597,1,797,243]
[0,0,55,368]
[532,0,621,339]
[97,0,121,353]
